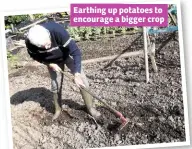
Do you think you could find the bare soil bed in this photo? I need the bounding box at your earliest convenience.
[8,32,185,149]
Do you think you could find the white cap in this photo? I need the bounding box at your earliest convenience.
[27,25,50,47]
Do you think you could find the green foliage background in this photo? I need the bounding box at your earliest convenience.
[5,14,46,29]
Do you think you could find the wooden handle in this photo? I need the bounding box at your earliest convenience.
[60,70,119,113]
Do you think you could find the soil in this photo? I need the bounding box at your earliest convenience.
[8,31,185,149]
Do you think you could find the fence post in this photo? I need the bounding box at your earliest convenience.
[143,27,149,83]
[148,27,158,73]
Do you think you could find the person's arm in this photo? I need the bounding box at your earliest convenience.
[52,23,85,87]
[53,23,82,74]
[67,40,82,74]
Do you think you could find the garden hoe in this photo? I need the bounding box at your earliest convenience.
[60,70,129,131]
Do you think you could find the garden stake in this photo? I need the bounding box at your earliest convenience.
[60,70,129,131]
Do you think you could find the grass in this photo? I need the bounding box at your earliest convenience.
[7,51,20,70]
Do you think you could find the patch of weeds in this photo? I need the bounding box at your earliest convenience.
[7,51,20,69]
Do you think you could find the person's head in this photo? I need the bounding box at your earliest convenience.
[27,25,51,49]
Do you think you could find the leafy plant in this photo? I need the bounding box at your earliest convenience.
[84,27,92,40]
[7,51,19,69]
[33,14,44,19]
[121,27,127,35]
[101,27,107,35]
[7,51,13,59]
[92,27,102,39]
[5,15,30,26]
[67,27,81,41]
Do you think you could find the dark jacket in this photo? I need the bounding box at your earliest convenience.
[25,21,81,73]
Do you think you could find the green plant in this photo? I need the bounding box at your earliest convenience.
[101,27,107,35]
[5,25,11,29]
[7,51,19,69]
[33,14,44,19]
[5,15,30,26]
[92,27,102,39]
[67,27,82,41]
[7,51,13,59]
[84,27,92,40]
[109,27,116,38]
[121,27,127,35]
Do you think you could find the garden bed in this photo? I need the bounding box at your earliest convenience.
[8,32,185,149]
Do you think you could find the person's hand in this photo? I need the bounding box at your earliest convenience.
[48,63,62,72]
[74,73,86,88]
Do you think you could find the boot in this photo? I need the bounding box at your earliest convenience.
[80,88,101,119]
[52,92,62,120]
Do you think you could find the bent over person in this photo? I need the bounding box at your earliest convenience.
[25,21,101,120]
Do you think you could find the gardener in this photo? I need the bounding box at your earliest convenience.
[25,21,101,120]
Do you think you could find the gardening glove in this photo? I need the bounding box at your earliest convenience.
[74,73,86,88]
[48,63,62,72]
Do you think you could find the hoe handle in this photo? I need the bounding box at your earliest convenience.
[61,71,120,115]
[80,85,127,123]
